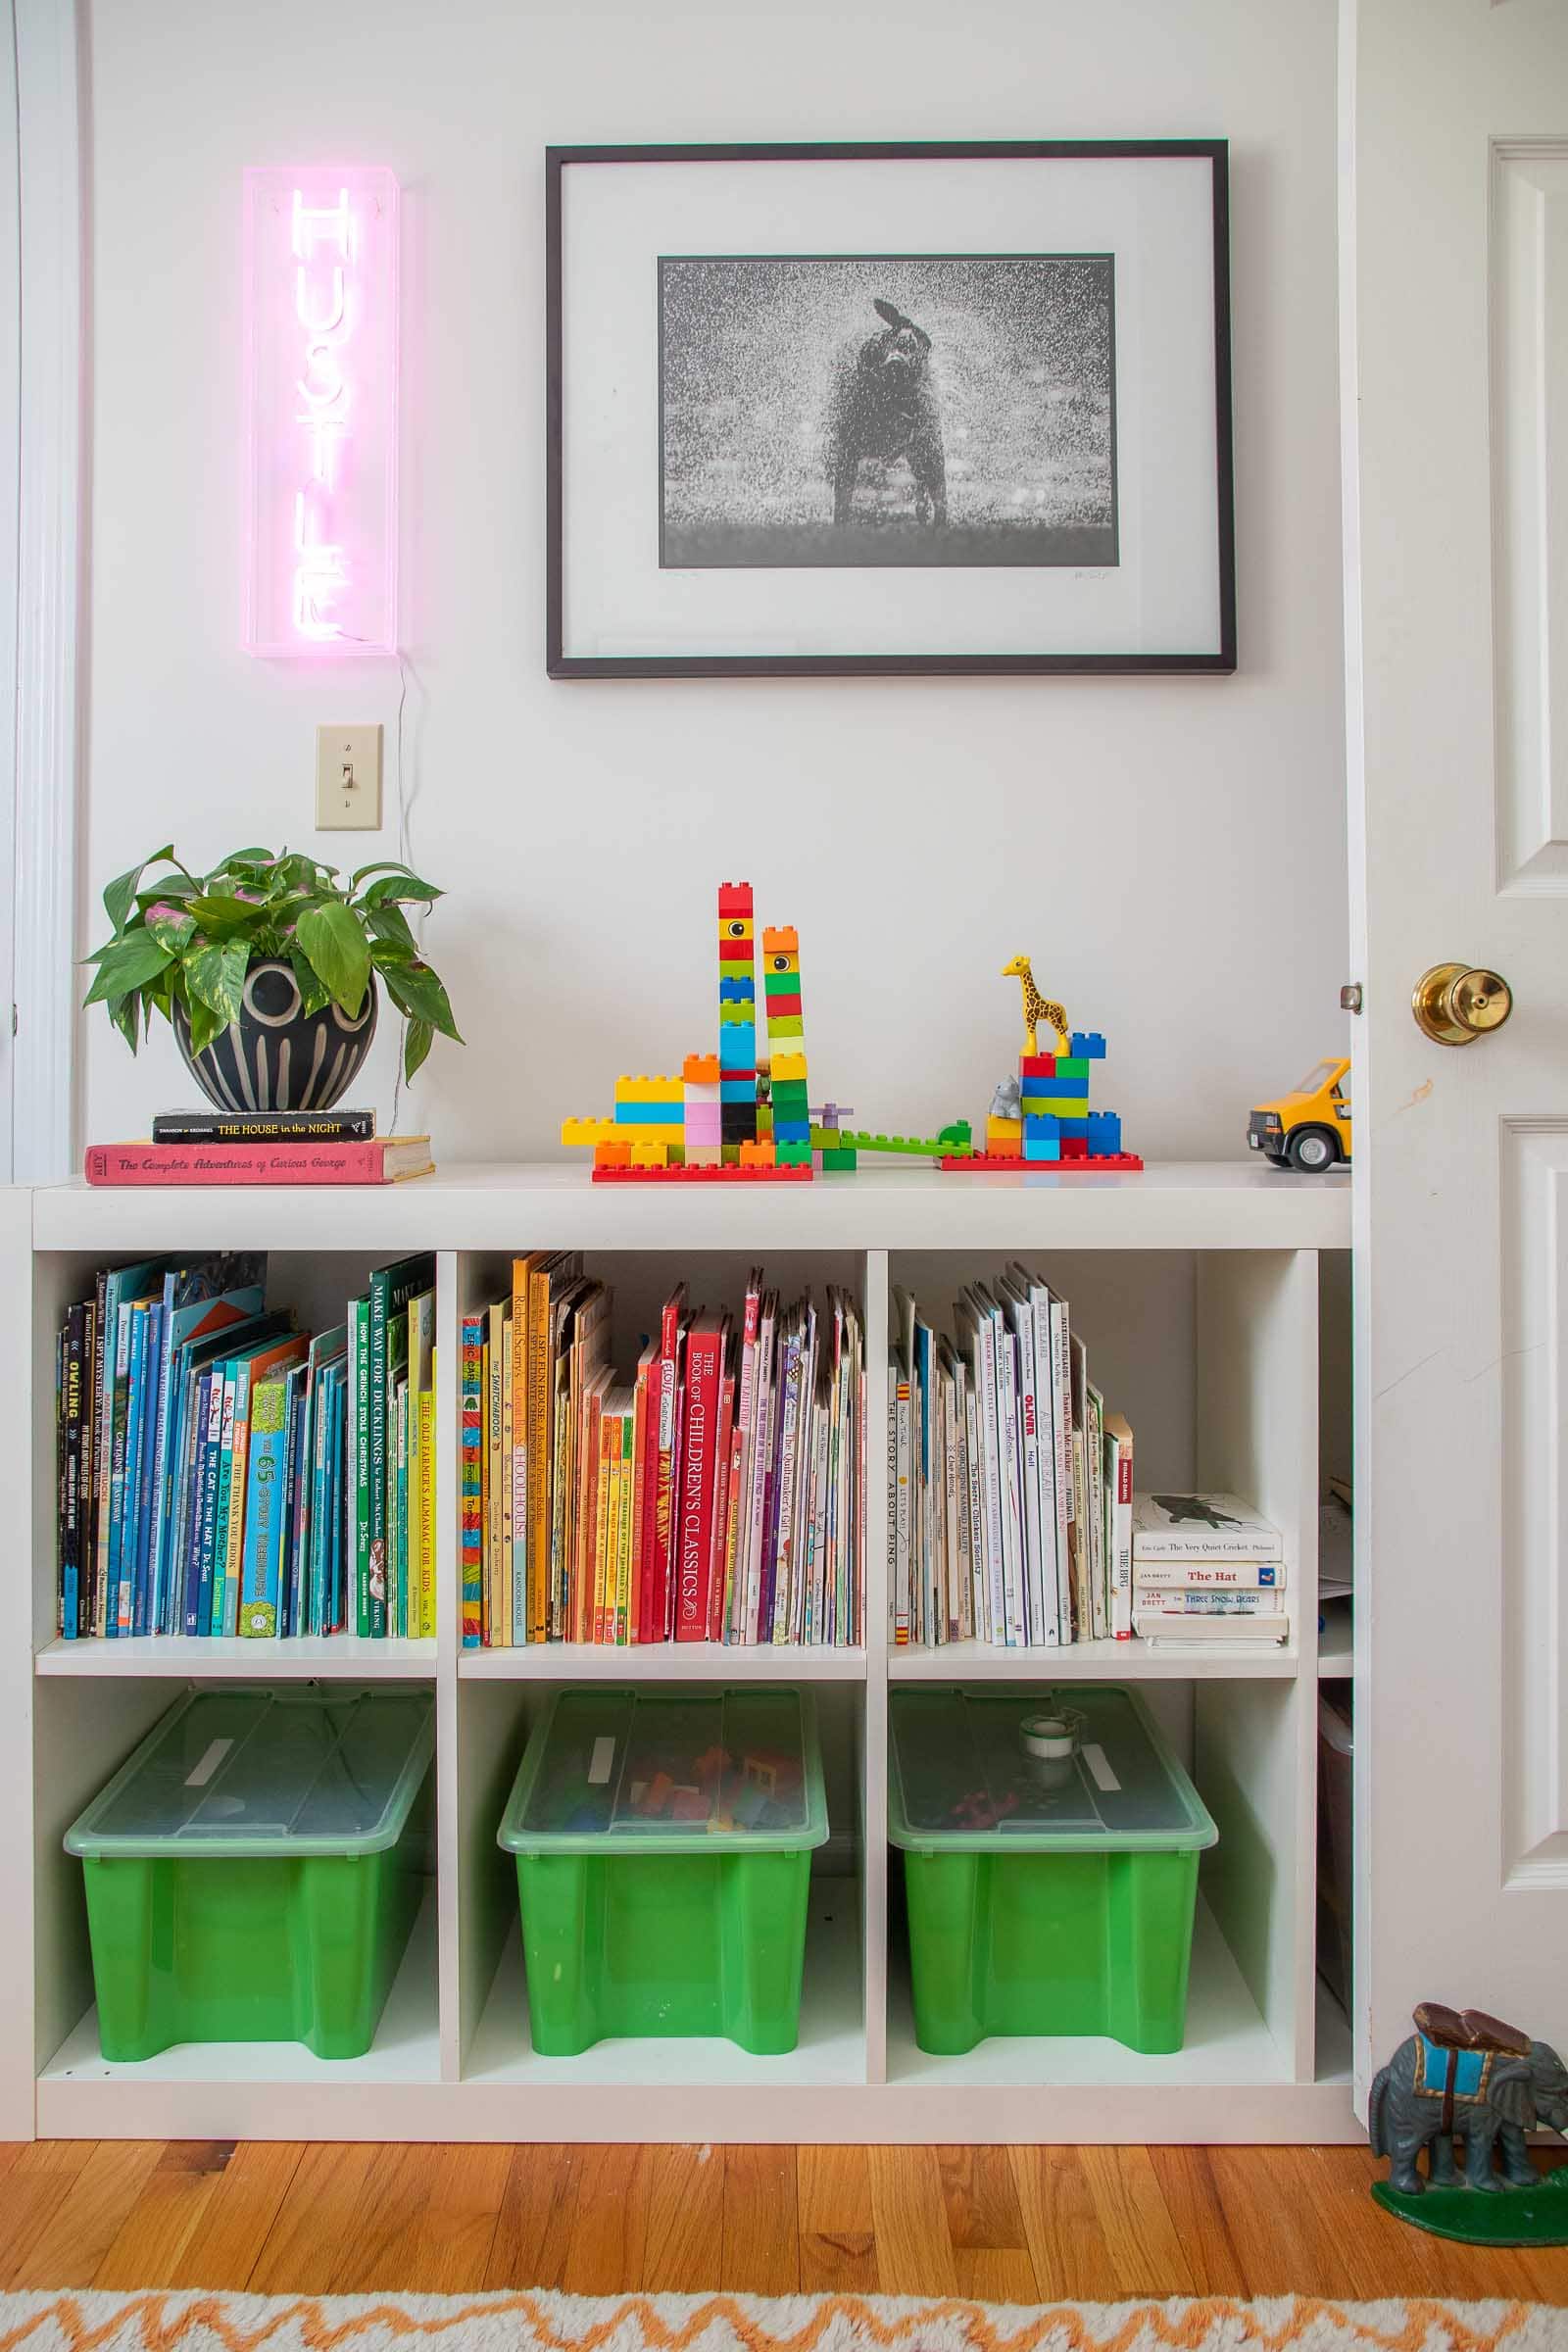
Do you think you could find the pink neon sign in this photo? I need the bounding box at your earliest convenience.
[243,167,399,658]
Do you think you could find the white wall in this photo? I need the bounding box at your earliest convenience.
[81,0,1347,1161]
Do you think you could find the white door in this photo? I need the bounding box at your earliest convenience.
[1348,0,1568,2106]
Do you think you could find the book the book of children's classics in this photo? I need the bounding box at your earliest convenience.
[83,1136,433,1185]
[1132,1493,1283,1560]
[447,1263,861,1650]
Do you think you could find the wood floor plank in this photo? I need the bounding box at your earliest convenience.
[1078,2145,1197,2299]
[797,2144,878,2294]
[1009,2145,1118,2303]
[410,2144,514,2294]
[867,2146,958,2298]
[721,2146,800,2295]
[92,2145,235,2289]
[165,2141,305,2291]
[8,2140,165,2289]
[246,2144,382,2296]
[483,2145,585,2290]
[1146,2147,1248,2296]
[561,2143,651,2295]
[639,2144,723,2293]
[936,2144,1031,2252]
[0,2144,100,2291]
[955,2248,1042,2303]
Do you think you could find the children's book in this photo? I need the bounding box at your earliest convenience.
[368,1254,433,1639]
[1102,1409,1135,1638]
[460,1313,485,1646]
[239,1372,292,1636]
[1132,1493,1283,1560]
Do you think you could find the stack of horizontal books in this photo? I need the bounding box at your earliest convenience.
[1132,1492,1288,1647]
[84,1107,433,1186]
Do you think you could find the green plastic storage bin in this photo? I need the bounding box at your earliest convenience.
[889,1685,1218,2056]
[498,1685,828,2055]
[65,1685,434,2061]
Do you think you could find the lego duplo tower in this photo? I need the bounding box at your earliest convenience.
[562,882,814,1183]
[957,1031,1143,1170]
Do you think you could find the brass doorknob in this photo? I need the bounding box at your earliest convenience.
[1411,962,1514,1046]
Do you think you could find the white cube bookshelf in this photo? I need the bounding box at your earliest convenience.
[2,1162,1354,2144]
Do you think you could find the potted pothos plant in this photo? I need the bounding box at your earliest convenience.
[84,845,462,1112]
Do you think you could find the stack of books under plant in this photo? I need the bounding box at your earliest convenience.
[81,843,461,1184]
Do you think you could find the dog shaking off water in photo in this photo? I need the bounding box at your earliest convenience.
[829,297,948,529]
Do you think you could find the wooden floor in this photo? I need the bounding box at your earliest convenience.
[0,2142,1566,2303]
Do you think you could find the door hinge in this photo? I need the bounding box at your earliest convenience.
[1341,983,1363,1014]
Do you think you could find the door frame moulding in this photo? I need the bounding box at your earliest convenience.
[11,0,82,1187]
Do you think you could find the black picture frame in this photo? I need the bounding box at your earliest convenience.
[546,141,1235,679]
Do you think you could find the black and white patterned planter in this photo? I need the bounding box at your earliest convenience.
[172,958,378,1113]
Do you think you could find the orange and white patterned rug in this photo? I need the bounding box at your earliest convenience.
[0,2296,1561,2352]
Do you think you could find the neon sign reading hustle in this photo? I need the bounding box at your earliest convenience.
[244,167,399,658]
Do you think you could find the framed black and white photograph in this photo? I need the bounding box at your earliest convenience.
[547,142,1234,677]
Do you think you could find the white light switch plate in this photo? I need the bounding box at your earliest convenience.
[316,724,383,829]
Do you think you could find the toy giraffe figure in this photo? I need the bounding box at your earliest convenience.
[1002,956,1071,1059]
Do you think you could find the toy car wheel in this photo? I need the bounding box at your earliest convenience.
[1288,1126,1339,1172]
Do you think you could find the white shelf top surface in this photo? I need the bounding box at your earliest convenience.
[27,1158,1351,1252]
[458,1642,867,1682]
[35,1635,437,1679]
[890,1637,1300,1683]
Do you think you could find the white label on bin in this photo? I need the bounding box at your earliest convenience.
[588,1736,616,1786]
[185,1738,233,1788]
[1083,1742,1121,1792]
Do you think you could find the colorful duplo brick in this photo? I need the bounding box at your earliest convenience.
[1070,1032,1107,1059]
[771,1118,811,1145]
[615,1101,685,1127]
[719,1024,757,1069]
[1022,1134,1060,1163]
[1087,1110,1123,1156]
[1019,1054,1091,1086]
[719,1075,757,1102]
[775,1139,812,1167]
[721,1104,758,1142]
[684,1103,722,1147]
[719,976,755,1003]
[1022,1113,1091,1145]
[1021,1096,1090,1119]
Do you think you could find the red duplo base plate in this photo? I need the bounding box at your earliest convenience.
[592,1164,815,1184]
[939,1152,1146,1172]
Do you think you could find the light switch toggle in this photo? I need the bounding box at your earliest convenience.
[316,724,383,830]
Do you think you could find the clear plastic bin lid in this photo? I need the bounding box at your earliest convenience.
[65,1687,434,1859]
[888,1686,1217,1852]
[498,1687,829,1855]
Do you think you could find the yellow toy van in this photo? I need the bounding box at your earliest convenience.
[1248,1056,1352,1171]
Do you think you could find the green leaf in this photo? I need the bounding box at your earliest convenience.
[361,870,443,909]
[109,994,141,1056]
[403,1018,434,1082]
[295,900,371,1016]
[134,874,198,906]
[82,929,174,1006]
[103,845,173,933]
[218,847,276,868]
[144,904,197,956]
[350,858,418,889]
[367,904,420,960]
[289,945,331,1017]
[379,957,463,1042]
[184,940,250,1024]
[184,996,226,1054]
[185,892,260,936]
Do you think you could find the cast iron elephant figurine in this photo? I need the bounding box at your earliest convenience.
[1370,2003,1568,2194]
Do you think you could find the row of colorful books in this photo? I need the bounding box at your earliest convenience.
[887,1272,1134,1647]
[459,1259,865,1646]
[54,1249,437,1641]
[1132,1492,1287,1647]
